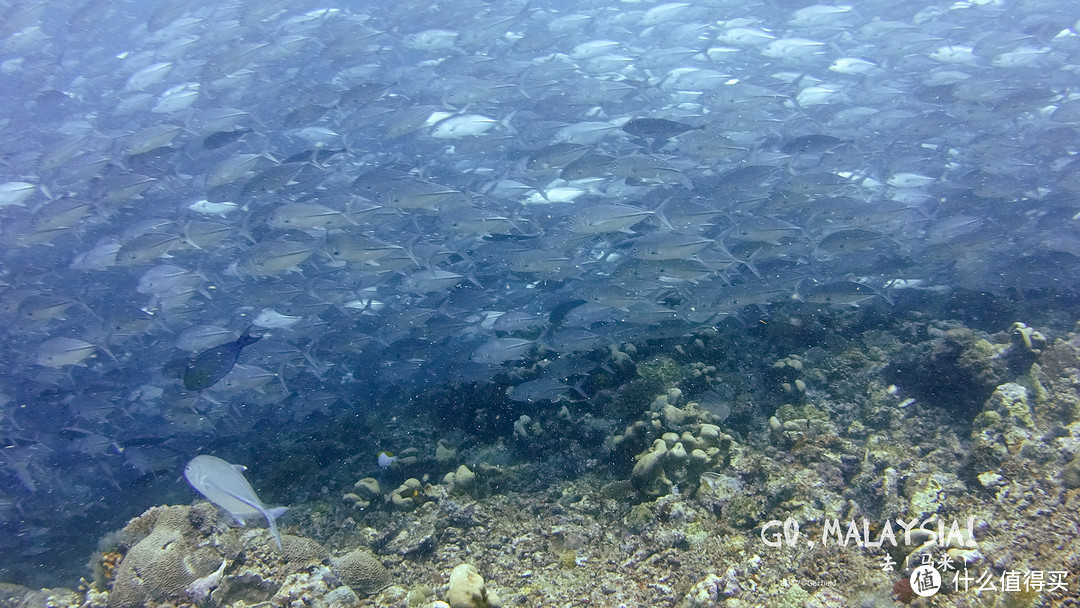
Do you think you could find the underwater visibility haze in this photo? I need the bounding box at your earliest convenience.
[2,0,1080,605]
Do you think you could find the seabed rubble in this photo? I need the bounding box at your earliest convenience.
[5,313,1080,608]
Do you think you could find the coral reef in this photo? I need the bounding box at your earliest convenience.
[612,387,737,497]
[390,478,429,510]
[13,314,1080,608]
[209,569,278,606]
[883,323,1010,416]
[677,569,740,608]
[67,502,381,608]
[343,477,381,508]
[971,382,1043,473]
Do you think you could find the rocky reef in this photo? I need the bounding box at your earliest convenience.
[6,305,1080,608]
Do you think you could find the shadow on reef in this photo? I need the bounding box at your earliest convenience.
[883,320,1047,421]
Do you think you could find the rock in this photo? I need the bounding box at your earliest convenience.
[678,574,724,608]
[324,585,360,608]
[678,569,740,608]
[0,583,31,606]
[977,471,1004,488]
[972,383,1041,471]
[436,439,458,463]
[990,383,1037,429]
[186,559,226,603]
[407,584,435,607]
[445,563,500,608]
[381,519,437,556]
[210,571,280,606]
[903,472,966,519]
[1061,452,1080,489]
[270,566,334,606]
[804,588,848,608]
[354,477,381,497]
[17,587,80,608]
[443,464,476,494]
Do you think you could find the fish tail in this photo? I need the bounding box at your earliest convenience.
[238,325,261,347]
[266,506,287,550]
[571,376,592,401]
[268,516,282,550]
[653,196,676,231]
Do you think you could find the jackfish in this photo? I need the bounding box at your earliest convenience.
[184,455,287,549]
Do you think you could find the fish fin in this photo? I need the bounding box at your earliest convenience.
[340,199,361,227]
[226,491,282,549]
[498,110,516,133]
[227,491,264,513]
[465,271,484,289]
[268,517,283,550]
[653,197,676,231]
[879,287,895,307]
[571,377,591,401]
[261,506,287,550]
[228,490,287,525]
[792,277,808,303]
[237,325,261,348]
[741,248,763,279]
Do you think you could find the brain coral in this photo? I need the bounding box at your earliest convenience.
[280,534,330,565]
[108,505,223,608]
[331,549,390,597]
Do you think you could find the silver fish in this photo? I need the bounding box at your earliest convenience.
[184,455,287,550]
